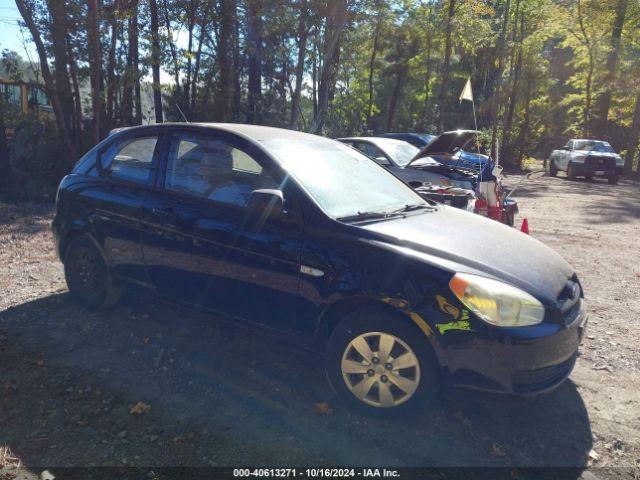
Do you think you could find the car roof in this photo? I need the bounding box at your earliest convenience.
[572,139,608,143]
[337,136,411,148]
[110,122,329,143]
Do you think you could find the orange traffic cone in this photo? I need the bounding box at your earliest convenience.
[521,218,529,234]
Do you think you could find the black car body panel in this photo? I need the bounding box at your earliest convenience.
[53,123,585,395]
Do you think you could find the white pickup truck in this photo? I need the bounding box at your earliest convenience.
[549,139,624,184]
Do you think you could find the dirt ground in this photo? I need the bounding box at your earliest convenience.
[0,173,639,479]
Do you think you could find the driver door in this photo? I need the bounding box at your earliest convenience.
[139,128,304,331]
[561,141,573,169]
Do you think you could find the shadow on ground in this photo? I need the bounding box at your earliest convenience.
[0,292,592,473]
[508,175,640,225]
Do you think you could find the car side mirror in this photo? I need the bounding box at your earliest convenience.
[247,189,284,224]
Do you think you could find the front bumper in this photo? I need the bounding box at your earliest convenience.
[445,300,587,395]
[571,162,623,177]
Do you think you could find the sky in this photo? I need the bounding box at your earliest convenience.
[0,0,35,59]
[0,0,185,84]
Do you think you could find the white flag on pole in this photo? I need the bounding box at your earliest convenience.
[459,77,473,103]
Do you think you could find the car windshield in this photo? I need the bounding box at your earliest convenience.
[379,141,420,166]
[574,140,614,153]
[261,137,426,219]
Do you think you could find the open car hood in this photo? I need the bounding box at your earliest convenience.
[408,130,478,166]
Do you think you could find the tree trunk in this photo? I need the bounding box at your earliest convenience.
[311,0,348,134]
[290,0,309,129]
[87,0,104,142]
[246,0,263,123]
[190,1,213,116]
[122,3,134,125]
[516,74,532,167]
[0,102,8,185]
[386,67,406,131]
[66,33,83,146]
[215,0,237,121]
[501,10,524,164]
[595,0,629,130]
[576,0,593,134]
[624,93,640,174]
[162,0,181,92]
[437,0,455,131]
[312,36,318,119]
[185,2,196,109]
[149,0,164,123]
[47,0,75,136]
[490,0,512,159]
[106,0,120,130]
[15,0,77,160]
[132,4,142,125]
[366,9,383,129]
[423,34,432,130]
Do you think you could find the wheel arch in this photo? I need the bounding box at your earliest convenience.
[59,228,106,264]
[314,295,435,352]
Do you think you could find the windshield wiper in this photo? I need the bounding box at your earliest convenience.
[336,211,391,222]
[390,203,436,214]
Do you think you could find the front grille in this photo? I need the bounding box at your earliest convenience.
[512,354,577,394]
[455,159,479,170]
[585,156,615,168]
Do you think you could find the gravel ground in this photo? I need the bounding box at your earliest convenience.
[0,173,638,479]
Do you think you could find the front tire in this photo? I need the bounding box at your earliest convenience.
[325,308,440,415]
[567,163,576,180]
[63,236,121,310]
[608,175,619,184]
[549,159,558,177]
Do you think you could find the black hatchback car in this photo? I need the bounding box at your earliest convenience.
[53,123,587,413]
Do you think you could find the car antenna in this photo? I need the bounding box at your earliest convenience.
[176,103,189,123]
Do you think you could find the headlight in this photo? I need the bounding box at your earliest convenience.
[449,273,545,327]
[615,156,624,165]
[572,156,586,164]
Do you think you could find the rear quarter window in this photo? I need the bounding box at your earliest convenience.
[99,135,159,184]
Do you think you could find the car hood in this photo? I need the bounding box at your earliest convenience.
[395,164,477,186]
[409,130,478,165]
[574,151,620,158]
[358,206,573,302]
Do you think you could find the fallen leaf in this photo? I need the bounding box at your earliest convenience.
[129,401,151,415]
[172,432,195,444]
[490,443,506,457]
[313,401,334,415]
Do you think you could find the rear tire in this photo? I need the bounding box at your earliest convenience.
[549,159,558,177]
[63,236,121,310]
[608,175,619,184]
[325,308,440,416]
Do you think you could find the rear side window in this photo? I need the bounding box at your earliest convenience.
[355,143,389,165]
[165,133,278,207]
[100,135,159,183]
